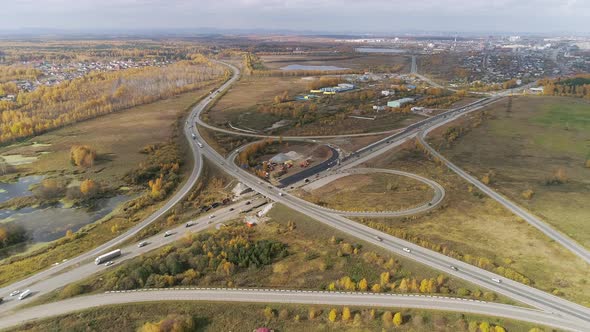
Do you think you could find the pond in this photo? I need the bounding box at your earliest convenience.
[280,64,349,71]
[0,175,132,258]
[355,47,407,54]
[0,194,129,243]
[0,175,44,204]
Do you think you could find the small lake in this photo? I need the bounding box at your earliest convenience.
[0,195,129,243]
[280,64,349,71]
[0,175,131,258]
[355,48,407,54]
[0,175,44,203]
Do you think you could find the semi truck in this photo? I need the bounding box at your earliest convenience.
[95,249,121,265]
[18,289,32,300]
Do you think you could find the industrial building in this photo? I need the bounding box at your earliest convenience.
[315,83,355,94]
[387,97,415,108]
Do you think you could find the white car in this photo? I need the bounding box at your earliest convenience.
[164,231,172,237]
[491,278,502,283]
[9,290,20,297]
[209,215,215,219]
[450,266,458,271]
[105,261,114,266]
[374,236,383,242]
[402,247,411,253]
[138,241,148,248]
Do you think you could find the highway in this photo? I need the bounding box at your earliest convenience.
[184,62,590,326]
[0,61,241,301]
[1,289,587,332]
[0,199,264,314]
[1,60,589,330]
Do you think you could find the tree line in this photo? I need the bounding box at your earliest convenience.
[540,75,590,98]
[0,59,227,144]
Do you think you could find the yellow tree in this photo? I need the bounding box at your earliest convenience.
[328,308,338,322]
[358,278,368,291]
[80,179,96,196]
[393,312,403,326]
[342,307,351,322]
[371,283,381,293]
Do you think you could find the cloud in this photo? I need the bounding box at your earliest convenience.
[2,0,589,33]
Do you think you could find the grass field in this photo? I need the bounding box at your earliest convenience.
[0,85,219,186]
[11,302,547,332]
[296,173,433,212]
[362,140,590,306]
[431,96,590,250]
[206,75,307,130]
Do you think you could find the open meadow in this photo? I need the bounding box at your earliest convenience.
[296,173,434,212]
[362,140,590,306]
[12,301,545,332]
[430,96,590,249]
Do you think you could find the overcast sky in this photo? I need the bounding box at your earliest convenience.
[2,0,589,34]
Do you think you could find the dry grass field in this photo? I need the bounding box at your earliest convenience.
[12,301,544,332]
[431,96,590,250]
[362,140,590,306]
[0,85,219,187]
[297,173,433,212]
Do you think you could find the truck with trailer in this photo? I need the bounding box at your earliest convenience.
[18,289,32,300]
[95,249,122,265]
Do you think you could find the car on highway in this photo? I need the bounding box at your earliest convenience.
[185,222,195,228]
[105,261,114,267]
[138,241,148,248]
[208,215,215,219]
[450,265,458,271]
[164,231,172,237]
[229,208,234,211]
[245,201,251,205]
[402,247,411,253]
[374,236,383,242]
[9,290,20,297]
[278,192,284,196]
[491,278,502,283]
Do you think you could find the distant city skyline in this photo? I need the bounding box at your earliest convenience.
[2,0,589,35]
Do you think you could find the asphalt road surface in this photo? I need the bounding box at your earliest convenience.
[0,289,587,332]
[0,199,263,314]
[190,62,590,326]
[2,60,588,331]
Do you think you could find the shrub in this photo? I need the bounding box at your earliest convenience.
[70,145,96,168]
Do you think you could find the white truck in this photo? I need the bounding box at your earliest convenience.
[18,289,32,300]
[95,249,122,265]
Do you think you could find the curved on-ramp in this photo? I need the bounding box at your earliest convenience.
[0,289,585,332]
[299,167,445,217]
